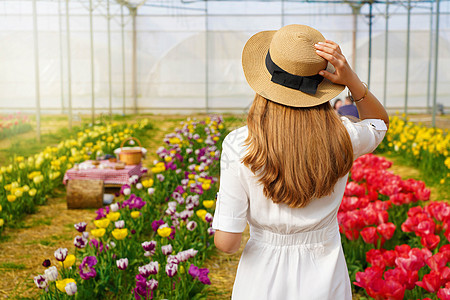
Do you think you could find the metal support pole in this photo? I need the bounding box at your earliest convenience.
[58,0,65,114]
[66,0,73,130]
[352,6,358,70]
[107,0,112,119]
[432,0,441,127]
[32,0,41,143]
[367,2,373,88]
[89,0,95,123]
[281,0,285,27]
[205,0,209,113]
[404,0,411,118]
[121,5,126,116]
[426,4,434,113]
[131,9,137,114]
[383,2,389,107]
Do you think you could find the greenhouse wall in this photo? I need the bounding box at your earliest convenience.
[0,0,449,114]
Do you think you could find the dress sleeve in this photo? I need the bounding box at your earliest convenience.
[341,117,388,160]
[212,134,249,233]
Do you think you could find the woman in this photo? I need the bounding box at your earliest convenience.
[212,25,388,299]
[333,98,343,111]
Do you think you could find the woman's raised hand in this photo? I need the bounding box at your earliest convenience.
[314,40,360,89]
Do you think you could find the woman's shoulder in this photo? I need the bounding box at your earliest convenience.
[222,125,249,158]
[223,125,248,147]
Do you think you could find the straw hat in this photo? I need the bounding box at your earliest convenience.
[242,24,345,107]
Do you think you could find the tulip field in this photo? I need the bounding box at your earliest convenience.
[0,113,449,299]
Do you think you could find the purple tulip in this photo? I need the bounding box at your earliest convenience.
[198,269,211,285]
[42,259,51,268]
[139,262,159,278]
[167,255,179,265]
[147,279,158,291]
[176,248,198,263]
[188,264,200,278]
[116,258,129,270]
[54,248,68,262]
[142,241,157,253]
[151,220,165,232]
[161,244,173,256]
[165,263,178,277]
[79,256,98,280]
[207,227,216,236]
[74,236,88,249]
[123,194,146,210]
[74,222,87,233]
[34,274,48,289]
[186,220,197,231]
[204,213,213,223]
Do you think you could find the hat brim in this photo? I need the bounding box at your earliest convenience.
[242,30,345,107]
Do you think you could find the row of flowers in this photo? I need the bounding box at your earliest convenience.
[377,115,449,188]
[0,112,32,140]
[341,154,450,299]
[34,116,226,299]
[0,119,153,233]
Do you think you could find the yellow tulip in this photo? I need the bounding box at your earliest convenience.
[196,209,207,221]
[164,156,172,162]
[202,183,211,191]
[29,188,37,197]
[91,228,106,238]
[0,204,2,212]
[157,227,172,238]
[7,195,16,202]
[106,212,120,222]
[59,254,76,268]
[0,219,4,227]
[56,278,76,292]
[203,200,215,209]
[93,218,110,228]
[112,228,128,240]
[131,211,141,219]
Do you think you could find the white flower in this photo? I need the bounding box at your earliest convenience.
[65,282,77,295]
[136,183,143,190]
[110,203,119,212]
[115,220,125,229]
[44,266,58,281]
[123,188,131,196]
[34,274,48,289]
[148,188,155,195]
[54,248,68,262]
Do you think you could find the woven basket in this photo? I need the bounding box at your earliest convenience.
[119,137,143,165]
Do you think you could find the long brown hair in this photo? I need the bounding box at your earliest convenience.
[242,94,354,208]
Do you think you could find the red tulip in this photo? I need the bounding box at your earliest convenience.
[440,245,450,260]
[377,222,396,240]
[395,253,425,272]
[438,287,450,300]
[361,227,378,246]
[427,253,448,272]
[416,271,442,293]
[421,234,440,251]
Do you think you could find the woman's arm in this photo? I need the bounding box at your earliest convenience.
[214,230,242,254]
[315,40,389,129]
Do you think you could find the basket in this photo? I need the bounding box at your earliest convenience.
[119,137,143,165]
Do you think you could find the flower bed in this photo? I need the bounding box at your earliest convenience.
[33,116,225,299]
[377,115,450,189]
[342,154,450,299]
[0,119,153,233]
[30,115,449,299]
[0,112,32,140]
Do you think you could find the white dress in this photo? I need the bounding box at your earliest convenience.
[212,117,387,300]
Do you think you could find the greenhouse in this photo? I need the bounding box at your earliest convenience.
[0,0,449,299]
